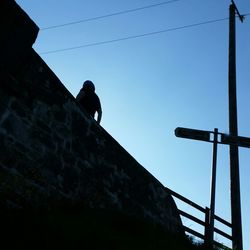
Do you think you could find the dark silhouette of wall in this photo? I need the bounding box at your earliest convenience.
[0,1,197,249]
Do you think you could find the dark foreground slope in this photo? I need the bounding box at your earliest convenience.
[2,207,206,250]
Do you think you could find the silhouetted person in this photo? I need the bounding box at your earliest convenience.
[76,80,102,124]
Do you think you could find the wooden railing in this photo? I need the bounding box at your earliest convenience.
[165,187,232,250]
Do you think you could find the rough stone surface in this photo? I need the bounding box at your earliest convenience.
[0,0,184,236]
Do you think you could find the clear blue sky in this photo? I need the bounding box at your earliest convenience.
[16,0,250,248]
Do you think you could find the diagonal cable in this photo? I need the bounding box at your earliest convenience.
[40,17,229,55]
[41,0,183,30]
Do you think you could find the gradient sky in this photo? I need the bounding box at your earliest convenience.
[15,0,250,248]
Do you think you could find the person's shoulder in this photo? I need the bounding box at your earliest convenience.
[95,93,101,102]
[76,89,85,100]
[91,92,99,99]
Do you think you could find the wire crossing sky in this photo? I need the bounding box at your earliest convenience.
[40,17,230,54]
[40,0,183,30]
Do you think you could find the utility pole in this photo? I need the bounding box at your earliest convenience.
[228,1,244,250]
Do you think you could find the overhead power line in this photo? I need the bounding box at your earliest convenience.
[41,0,182,30]
[40,17,229,55]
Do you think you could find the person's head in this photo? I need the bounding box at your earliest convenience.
[82,80,95,93]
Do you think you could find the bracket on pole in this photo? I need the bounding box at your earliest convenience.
[231,0,245,22]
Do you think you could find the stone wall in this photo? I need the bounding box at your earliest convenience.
[0,0,184,236]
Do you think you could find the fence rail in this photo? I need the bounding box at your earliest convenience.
[178,210,206,227]
[165,187,232,249]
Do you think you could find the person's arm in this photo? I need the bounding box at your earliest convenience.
[96,108,102,124]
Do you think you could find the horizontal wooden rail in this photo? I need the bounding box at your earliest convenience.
[214,227,233,241]
[214,240,232,250]
[183,226,205,240]
[178,209,206,227]
[165,187,206,213]
[214,214,232,228]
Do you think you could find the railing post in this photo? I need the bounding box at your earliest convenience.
[209,128,218,242]
[204,207,212,248]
